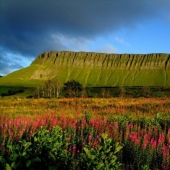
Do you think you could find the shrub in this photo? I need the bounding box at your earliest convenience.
[80,134,123,170]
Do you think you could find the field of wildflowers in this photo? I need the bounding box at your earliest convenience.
[0,98,170,169]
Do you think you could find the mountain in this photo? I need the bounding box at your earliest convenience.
[0,51,170,87]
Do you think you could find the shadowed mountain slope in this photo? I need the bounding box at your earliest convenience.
[1,51,170,87]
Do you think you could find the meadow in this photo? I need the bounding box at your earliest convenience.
[0,97,170,169]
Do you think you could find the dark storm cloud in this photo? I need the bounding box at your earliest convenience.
[0,0,170,75]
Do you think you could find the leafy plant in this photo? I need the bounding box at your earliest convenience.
[0,126,69,169]
[0,140,35,169]
[80,134,123,170]
[85,110,92,123]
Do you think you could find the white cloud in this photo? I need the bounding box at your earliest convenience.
[0,49,32,75]
[96,44,117,53]
[51,34,93,52]
[51,34,118,54]
[115,37,130,47]
[0,67,12,76]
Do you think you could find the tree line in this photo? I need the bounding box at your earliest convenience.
[34,79,86,98]
[34,78,166,98]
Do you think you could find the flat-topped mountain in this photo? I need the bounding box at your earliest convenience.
[1,51,170,87]
[33,51,170,69]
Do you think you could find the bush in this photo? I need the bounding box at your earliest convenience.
[64,80,83,97]
[80,134,122,170]
[0,126,68,169]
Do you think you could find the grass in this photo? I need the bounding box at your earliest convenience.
[0,52,169,87]
[0,67,168,87]
[107,70,119,86]
[69,68,83,80]
[123,70,133,86]
[86,68,100,86]
[0,86,11,94]
[1,97,170,121]
[165,70,170,86]
[0,86,35,98]
[96,69,110,86]
[76,68,90,84]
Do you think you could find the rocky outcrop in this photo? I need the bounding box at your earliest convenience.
[32,51,170,70]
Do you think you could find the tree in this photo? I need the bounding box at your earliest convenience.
[101,88,110,98]
[34,78,62,98]
[34,86,40,98]
[52,78,62,98]
[142,86,150,98]
[81,86,87,98]
[86,84,92,97]
[44,79,52,98]
[119,86,125,98]
[63,80,83,97]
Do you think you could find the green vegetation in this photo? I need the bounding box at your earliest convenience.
[0,86,35,98]
[1,85,170,98]
[34,78,62,98]
[1,100,170,169]
[0,51,170,87]
[0,117,123,170]
[63,80,84,97]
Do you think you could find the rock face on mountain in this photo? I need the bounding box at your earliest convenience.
[32,51,170,69]
[1,51,170,87]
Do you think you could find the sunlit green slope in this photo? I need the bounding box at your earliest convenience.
[0,51,170,87]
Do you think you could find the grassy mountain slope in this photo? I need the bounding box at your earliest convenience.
[0,51,170,87]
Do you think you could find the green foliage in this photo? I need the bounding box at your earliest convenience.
[85,110,92,123]
[141,165,150,170]
[64,80,83,97]
[0,140,34,169]
[81,134,122,170]
[0,87,24,96]
[0,126,68,169]
[0,126,123,170]
[142,86,150,98]
[118,86,126,98]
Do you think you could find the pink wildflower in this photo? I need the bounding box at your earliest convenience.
[114,122,119,129]
[88,135,92,142]
[150,139,157,149]
[73,145,76,151]
[168,129,170,135]
[142,143,147,149]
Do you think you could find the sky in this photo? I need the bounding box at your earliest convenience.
[0,0,170,76]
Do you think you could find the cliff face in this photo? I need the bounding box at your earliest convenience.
[32,51,170,69]
[1,51,170,87]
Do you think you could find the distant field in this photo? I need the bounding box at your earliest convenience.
[0,86,35,98]
[1,97,170,120]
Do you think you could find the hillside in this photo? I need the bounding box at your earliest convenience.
[0,51,170,87]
